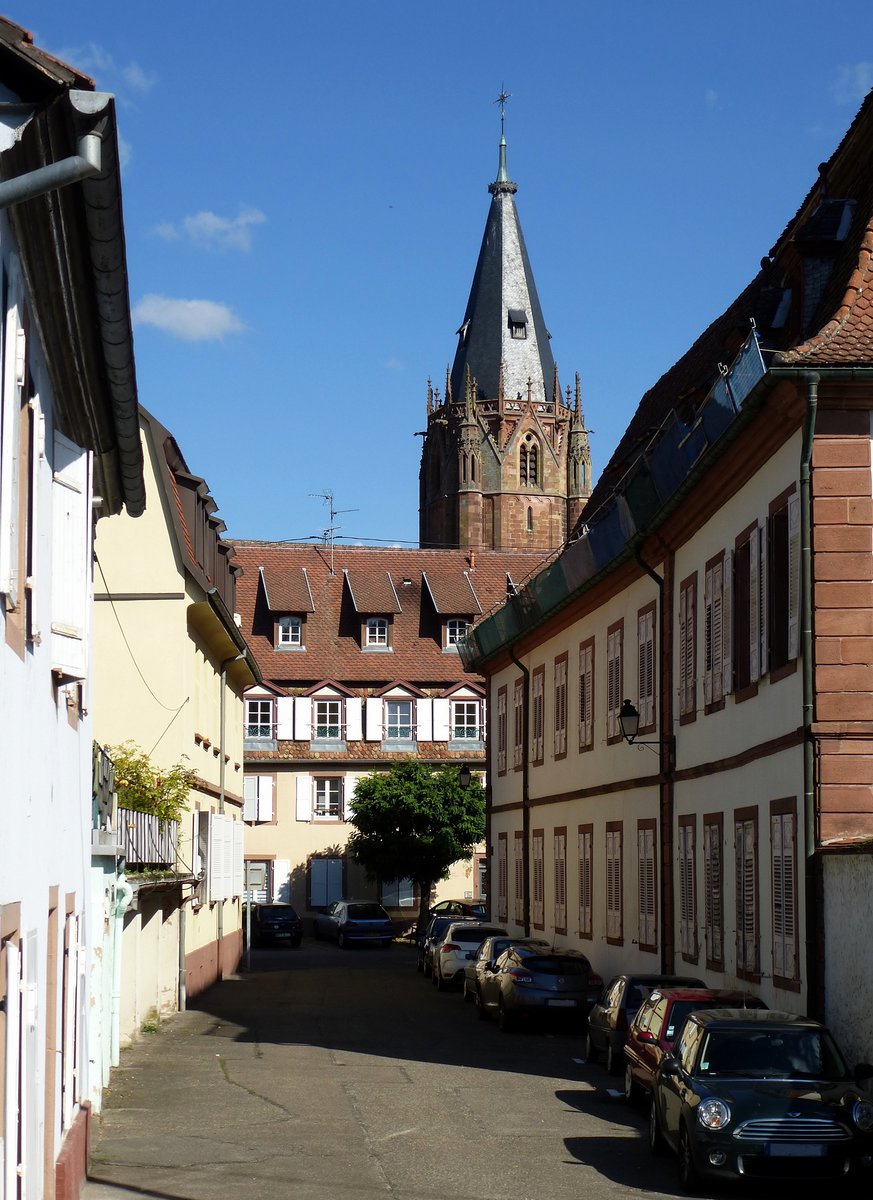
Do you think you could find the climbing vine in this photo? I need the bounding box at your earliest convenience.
[109,741,196,824]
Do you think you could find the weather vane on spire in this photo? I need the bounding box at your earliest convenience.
[494,85,511,135]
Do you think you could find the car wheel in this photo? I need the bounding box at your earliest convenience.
[624,1062,642,1107]
[463,979,473,1003]
[382,939,393,948]
[423,958,432,979]
[497,999,516,1033]
[606,1041,622,1075]
[337,931,347,949]
[648,1099,665,1156]
[415,955,423,973]
[678,1123,701,1193]
[585,1031,598,1063]
[434,969,445,992]
[475,988,488,1020]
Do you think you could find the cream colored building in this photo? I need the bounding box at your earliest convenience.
[93,408,259,1049]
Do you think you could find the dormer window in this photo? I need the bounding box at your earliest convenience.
[446,618,469,649]
[365,617,390,648]
[508,308,527,339]
[277,615,303,648]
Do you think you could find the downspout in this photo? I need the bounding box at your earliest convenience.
[218,649,247,977]
[178,903,187,1013]
[634,545,675,975]
[0,130,102,209]
[110,870,133,1066]
[800,372,821,1017]
[509,648,531,937]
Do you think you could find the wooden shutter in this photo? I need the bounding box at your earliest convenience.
[606,827,622,940]
[772,810,797,981]
[638,609,655,727]
[749,525,760,682]
[554,831,566,932]
[722,549,733,698]
[578,828,592,936]
[532,832,544,927]
[735,817,757,974]
[276,696,294,739]
[51,431,90,679]
[296,775,311,821]
[243,776,258,821]
[579,643,593,749]
[678,822,695,957]
[787,494,801,660]
[703,821,723,965]
[637,825,656,948]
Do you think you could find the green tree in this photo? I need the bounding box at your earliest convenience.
[109,741,196,825]
[346,760,486,933]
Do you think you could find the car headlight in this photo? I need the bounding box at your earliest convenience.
[853,1100,873,1132]
[697,1098,731,1130]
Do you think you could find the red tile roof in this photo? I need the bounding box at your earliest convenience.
[344,569,402,614]
[231,542,547,688]
[260,565,315,612]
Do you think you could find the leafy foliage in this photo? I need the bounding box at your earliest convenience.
[109,741,196,825]
[346,760,485,918]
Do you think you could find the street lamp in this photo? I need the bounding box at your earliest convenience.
[458,764,472,788]
[618,699,675,766]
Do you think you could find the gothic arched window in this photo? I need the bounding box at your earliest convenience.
[520,434,539,487]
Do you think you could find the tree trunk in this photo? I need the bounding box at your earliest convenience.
[416,880,435,939]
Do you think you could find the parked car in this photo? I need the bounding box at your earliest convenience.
[417,914,480,975]
[649,1008,873,1191]
[463,936,549,1007]
[243,902,303,948]
[586,974,705,1074]
[477,944,603,1031]
[624,987,766,1105]
[431,922,507,991]
[312,901,394,948]
[429,898,487,920]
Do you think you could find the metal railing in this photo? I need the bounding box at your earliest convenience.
[119,807,178,867]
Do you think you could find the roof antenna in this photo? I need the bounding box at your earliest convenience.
[311,490,358,576]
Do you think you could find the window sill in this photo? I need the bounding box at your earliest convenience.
[448,739,484,752]
[362,646,392,652]
[275,644,306,651]
[245,738,277,752]
[309,740,347,752]
[381,740,417,753]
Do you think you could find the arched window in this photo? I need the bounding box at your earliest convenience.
[527,506,533,533]
[520,434,539,487]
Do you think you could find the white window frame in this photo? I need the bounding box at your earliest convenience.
[366,616,389,646]
[246,698,275,740]
[446,618,468,646]
[314,777,343,819]
[450,698,480,741]
[312,698,343,741]
[277,615,302,646]
[384,698,414,740]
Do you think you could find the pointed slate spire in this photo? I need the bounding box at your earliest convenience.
[449,128,556,410]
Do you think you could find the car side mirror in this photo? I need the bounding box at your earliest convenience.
[660,1057,680,1078]
[637,1030,656,1043]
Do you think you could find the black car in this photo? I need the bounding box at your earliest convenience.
[649,1008,873,1190]
[244,902,303,947]
[586,973,704,1074]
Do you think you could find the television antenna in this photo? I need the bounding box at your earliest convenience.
[311,491,358,575]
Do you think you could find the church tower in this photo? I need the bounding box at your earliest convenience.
[419,119,591,551]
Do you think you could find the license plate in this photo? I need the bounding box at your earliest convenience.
[766,1144,826,1157]
[275,932,291,938]
[547,999,576,1007]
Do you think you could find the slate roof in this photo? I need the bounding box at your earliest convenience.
[231,542,547,687]
[450,135,557,405]
[581,87,873,524]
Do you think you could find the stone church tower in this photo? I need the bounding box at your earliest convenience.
[419,131,591,551]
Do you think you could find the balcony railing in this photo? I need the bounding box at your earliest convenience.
[119,807,178,868]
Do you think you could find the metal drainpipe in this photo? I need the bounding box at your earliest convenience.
[110,870,134,1066]
[0,131,102,209]
[634,544,675,975]
[800,371,821,1018]
[178,903,187,1012]
[218,650,247,976]
[509,648,531,937]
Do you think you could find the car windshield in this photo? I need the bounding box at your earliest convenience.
[347,904,387,920]
[523,956,590,976]
[698,1028,850,1080]
[452,927,502,944]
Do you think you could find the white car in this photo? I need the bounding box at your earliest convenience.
[431,921,507,991]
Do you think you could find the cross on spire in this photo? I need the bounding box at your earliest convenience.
[494,85,511,135]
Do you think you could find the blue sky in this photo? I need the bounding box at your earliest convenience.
[14,2,873,545]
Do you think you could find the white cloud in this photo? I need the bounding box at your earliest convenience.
[117,134,132,171]
[132,295,246,342]
[385,356,405,373]
[153,208,267,252]
[705,89,720,111]
[55,41,113,78]
[122,62,156,94]
[53,42,156,103]
[832,63,873,105]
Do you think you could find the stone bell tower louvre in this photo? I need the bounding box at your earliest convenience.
[419,132,592,552]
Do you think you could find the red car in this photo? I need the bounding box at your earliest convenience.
[623,987,766,1105]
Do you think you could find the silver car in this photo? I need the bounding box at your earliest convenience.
[431,922,507,991]
[464,936,550,1007]
[313,900,394,948]
[478,944,602,1031]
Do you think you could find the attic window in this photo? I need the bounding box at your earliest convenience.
[508,308,527,339]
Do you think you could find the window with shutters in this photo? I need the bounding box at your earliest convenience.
[532,830,545,929]
[496,686,508,775]
[531,665,545,765]
[735,808,760,980]
[733,521,765,699]
[637,603,656,732]
[380,878,415,908]
[771,800,799,988]
[578,638,594,751]
[703,814,724,969]
[769,487,801,680]
[678,816,697,961]
[308,856,344,908]
[703,552,731,711]
[606,822,623,944]
[497,832,508,922]
[450,698,480,742]
[554,827,567,934]
[313,698,344,742]
[578,824,593,938]
[553,653,568,759]
[245,698,276,745]
[678,574,697,723]
[637,819,657,952]
[606,620,623,743]
[513,678,524,769]
[384,699,414,741]
[513,831,525,923]
[314,777,343,820]
[243,775,275,823]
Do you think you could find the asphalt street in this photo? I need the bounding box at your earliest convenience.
[82,940,841,1200]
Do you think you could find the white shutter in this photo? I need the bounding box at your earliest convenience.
[0,295,22,602]
[432,698,450,742]
[365,697,382,740]
[276,697,294,739]
[294,697,311,740]
[580,644,593,749]
[61,914,79,1128]
[772,811,797,981]
[274,859,290,902]
[296,775,311,821]
[345,697,363,740]
[243,776,258,821]
[638,609,655,727]
[232,819,244,896]
[532,834,544,926]
[257,776,274,822]
[51,431,90,679]
[309,859,327,907]
[722,549,733,698]
[343,774,355,820]
[787,494,801,661]
[3,941,21,1200]
[327,858,343,905]
[749,525,760,683]
[416,698,433,741]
